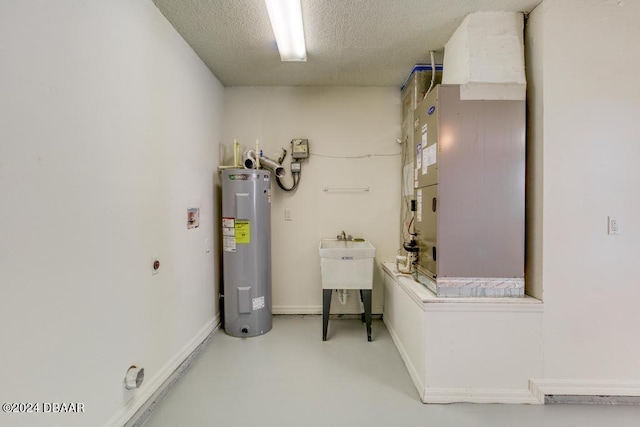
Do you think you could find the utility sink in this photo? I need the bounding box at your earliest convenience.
[319,239,376,260]
[319,239,376,289]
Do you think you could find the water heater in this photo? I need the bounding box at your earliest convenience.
[221,169,272,337]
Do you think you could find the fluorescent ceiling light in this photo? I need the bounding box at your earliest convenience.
[265,0,307,62]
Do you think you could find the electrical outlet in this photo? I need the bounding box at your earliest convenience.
[284,209,292,221]
[608,216,620,235]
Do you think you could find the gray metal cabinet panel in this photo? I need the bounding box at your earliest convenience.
[413,85,525,288]
[415,185,438,277]
[413,89,440,188]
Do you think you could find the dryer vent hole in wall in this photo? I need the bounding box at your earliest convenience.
[124,366,144,390]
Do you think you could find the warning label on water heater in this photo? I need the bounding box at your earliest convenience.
[222,217,236,252]
[222,218,251,250]
[252,296,265,311]
[235,220,250,244]
[223,236,236,252]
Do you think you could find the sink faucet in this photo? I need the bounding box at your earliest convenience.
[337,231,353,241]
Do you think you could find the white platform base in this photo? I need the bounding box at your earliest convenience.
[383,263,543,404]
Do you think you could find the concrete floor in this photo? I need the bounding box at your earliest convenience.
[143,317,640,427]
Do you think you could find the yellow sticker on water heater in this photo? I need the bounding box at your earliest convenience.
[235,220,250,244]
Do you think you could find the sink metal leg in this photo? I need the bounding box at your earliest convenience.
[362,289,372,341]
[322,289,332,341]
[359,290,365,323]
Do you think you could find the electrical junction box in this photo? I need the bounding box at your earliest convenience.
[290,162,301,173]
[291,139,309,159]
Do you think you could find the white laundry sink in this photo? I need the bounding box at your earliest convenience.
[319,239,376,259]
[319,239,376,289]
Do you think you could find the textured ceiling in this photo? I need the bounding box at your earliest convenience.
[152,0,541,87]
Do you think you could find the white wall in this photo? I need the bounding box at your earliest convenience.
[0,1,223,426]
[223,87,401,314]
[527,0,640,383]
[524,3,545,301]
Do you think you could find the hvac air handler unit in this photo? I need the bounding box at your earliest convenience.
[221,169,272,337]
[412,85,525,297]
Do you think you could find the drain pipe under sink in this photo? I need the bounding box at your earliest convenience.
[337,289,348,305]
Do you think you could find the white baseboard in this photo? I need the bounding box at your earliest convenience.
[272,305,383,315]
[382,317,426,400]
[107,313,220,427]
[422,388,540,404]
[273,305,322,314]
[529,379,640,404]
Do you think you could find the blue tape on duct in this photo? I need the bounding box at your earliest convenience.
[400,64,444,91]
